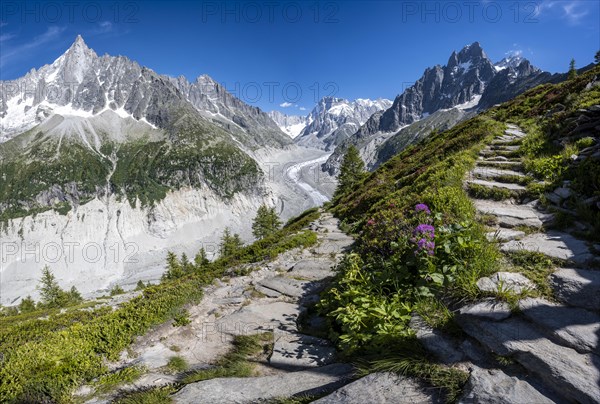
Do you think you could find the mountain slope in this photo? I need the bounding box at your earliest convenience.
[323,43,553,174]
[294,97,392,150]
[267,110,308,138]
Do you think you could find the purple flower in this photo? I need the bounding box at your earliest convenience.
[367,219,376,226]
[415,203,431,215]
[413,224,435,238]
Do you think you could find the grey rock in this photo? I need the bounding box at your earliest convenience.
[459,366,555,404]
[313,372,443,404]
[172,363,354,403]
[501,231,594,264]
[460,316,600,403]
[212,297,245,305]
[476,272,535,294]
[410,315,464,364]
[288,259,336,280]
[471,167,525,181]
[466,179,526,191]
[553,187,572,199]
[269,329,336,370]
[253,284,281,298]
[258,276,320,298]
[518,297,600,353]
[485,228,525,242]
[459,299,512,321]
[550,268,600,311]
[215,301,305,335]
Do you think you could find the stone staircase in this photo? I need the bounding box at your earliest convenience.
[452,124,600,403]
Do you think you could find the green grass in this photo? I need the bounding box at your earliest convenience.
[466,182,519,201]
[0,207,319,402]
[182,332,273,384]
[357,348,469,403]
[92,366,145,395]
[504,250,558,300]
[113,385,175,404]
[166,356,189,373]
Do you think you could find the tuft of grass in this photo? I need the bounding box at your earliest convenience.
[182,332,273,384]
[113,385,175,404]
[166,356,188,373]
[466,183,516,201]
[505,250,557,300]
[414,297,462,337]
[93,366,145,395]
[358,353,469,403]
[110,285,126,296]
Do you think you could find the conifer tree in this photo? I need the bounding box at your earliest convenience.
[334,145,366,199]
[38,266,63,307]
[220,227,243,257]
[595,50,600,64]
[568,58,577,79]
[252,205,282,239]
[162,251,184,280]
[194,247,210,268]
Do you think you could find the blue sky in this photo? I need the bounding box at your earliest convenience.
[1,0,598,114]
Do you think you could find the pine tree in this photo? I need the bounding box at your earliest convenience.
[19,296,36,313]
[162,251,184,280]
[220,228,243,257]
[194,247,210,268]
[595,50,600,64]
[568,58,577,79]
[68,286,83,303]
[252,205,282,239]
[38,266,63,307]
[334,145,366,199]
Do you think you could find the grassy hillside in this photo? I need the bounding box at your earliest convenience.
[319,64,600,395]
[0,208,320,402]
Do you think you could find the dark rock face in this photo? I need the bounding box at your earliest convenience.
[324,42,554,174]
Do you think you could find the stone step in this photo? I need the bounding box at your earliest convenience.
[505,127,527,138]
[489,145,521,151]
[474,199,547,228]
[501,231,595,265]
[486,228,526,242]
[476,160,524,170]
[550,268,600,311]
[288,259,336,280]
[172,363,354,403]
[215,301,305,335]
[479,149,520,158]
[476,272,536,294]
[518,297,600,354]
[470,167,526,183]
[269,329,336,370]
[459,365,556,404]
[257,276,321,299]
[492,136,523,145]
[458,315,600,403]
[312,239,353,256]
[466,179,527,192]
[313,372,443,404]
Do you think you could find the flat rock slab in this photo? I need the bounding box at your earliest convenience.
[460,316,600,403]
[312,239,353,256]
[518,297,600,353]
[215,301,305,335]
[505,127,527,137]
[269,329,336,370]
[459,366,555,404]
[501,231,595,264]
[474,199,544,228]
[550,268,600,311]
[313,372,443,404]
[467,179,526,191]
[471,167,525,179]
[486,228,525,242]
[172,363,354,403]
[477,272,535,294]
[258,276,319,298]
[410,316,464,364]
[288,259,336,280]
[459,299,512,321]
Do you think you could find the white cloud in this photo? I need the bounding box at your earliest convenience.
[0,26,67,68]
[535,0,591,25]
[299,107,306,111]
[0,33,15,43]
[280,102,293,108]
